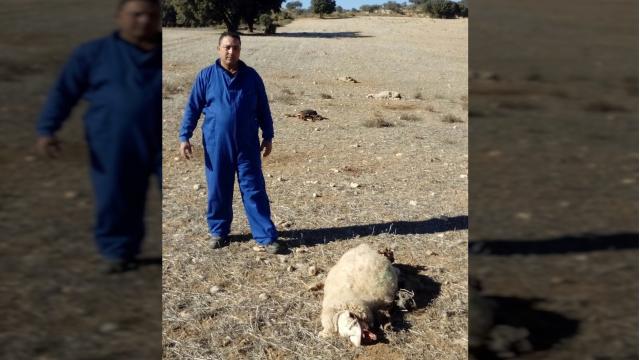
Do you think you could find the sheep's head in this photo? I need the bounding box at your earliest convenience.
[336,310,377,346]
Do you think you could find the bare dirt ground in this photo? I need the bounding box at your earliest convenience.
[162,16,468,359]
[469,0,637,359]
[1,1,161,359]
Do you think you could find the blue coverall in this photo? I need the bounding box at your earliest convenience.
[37,32,162,261]
[179,59,278,244]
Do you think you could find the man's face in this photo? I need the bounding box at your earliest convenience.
[116,1,160,40]
[218,36,241,69]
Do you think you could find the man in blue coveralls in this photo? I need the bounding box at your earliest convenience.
[36,0,161,273]
[179,32,286,255]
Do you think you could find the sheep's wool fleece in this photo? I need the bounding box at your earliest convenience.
[322,244,398,327]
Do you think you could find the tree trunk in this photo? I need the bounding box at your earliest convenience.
[248,20,254,32]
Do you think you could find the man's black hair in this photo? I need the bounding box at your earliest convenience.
[218,31,241,46]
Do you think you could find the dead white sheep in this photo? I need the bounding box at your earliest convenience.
[319,244,399,346]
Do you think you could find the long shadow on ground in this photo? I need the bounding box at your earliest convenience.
[241,31,372,38]
[282,215,468,247]
[227,215,468,248]
[469,292,580,359]
[469,232,638,255]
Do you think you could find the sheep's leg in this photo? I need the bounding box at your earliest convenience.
[319,309,335,338]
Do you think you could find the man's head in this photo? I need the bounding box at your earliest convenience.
[217,32,242,70]
[116,0,160,41]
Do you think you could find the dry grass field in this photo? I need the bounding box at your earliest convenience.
[162,16,468,359]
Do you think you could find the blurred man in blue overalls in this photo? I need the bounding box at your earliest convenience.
[36,0,161,273]
[179,32,285,254]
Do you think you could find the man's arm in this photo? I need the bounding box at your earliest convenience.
[255,74,274,157]
[36,46,90,157]
[178,69,208,143]
[255,74,274,141]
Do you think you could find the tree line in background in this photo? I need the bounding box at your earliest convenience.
[162,0,468,30]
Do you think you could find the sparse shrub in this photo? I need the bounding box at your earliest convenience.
[400,114,422,121]
[413,91,424,100]
[273,88,297,104]
[383,1,404,14]
[364,113,394,128]
[320,93,333,99]
[584,100,628,113]
[441,114,464,123]
[259,14,276,34]
[420,0,459,19]
[360,4,381,13]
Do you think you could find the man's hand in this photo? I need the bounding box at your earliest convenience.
[260,139,272,158]
[37,135,61,158]
[180,141,193,160]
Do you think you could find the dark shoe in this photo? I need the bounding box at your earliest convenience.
[102,258,137,274]
[264,240,287,255]
[209,235,229,249]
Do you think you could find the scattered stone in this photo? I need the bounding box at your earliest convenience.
[312,192,320,198]
[515,212,531,220]
[308,265,318,276]
[209,285,221,294]
[277,255,288,263]
[99,322,119,333]
[258,293,269,301]
[287,265,295,272]
[409,200,417,206]
[221,336,232,346]
[366,91,402,100]
[173,156,179,161]
[329,183,336,188]
[63,191,78,199]
[426,250,436,256]
[337,76,359,83]
[24,155,36,162]
[277,177,286,182]
[193,184,201,190]
[295,247,307,254]
[252,245,266,252]
[349,182,360,188]
[307,281,324,291]
[459,174,467,179]
[395,153,403,157]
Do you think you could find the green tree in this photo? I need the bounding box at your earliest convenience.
[311,0,336,15]
[360,4,381,13]
[458,0,468,17]
[170,0,284,31]
[383,1,403,13]
[285,1,303,11]
[162,1,178,26]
